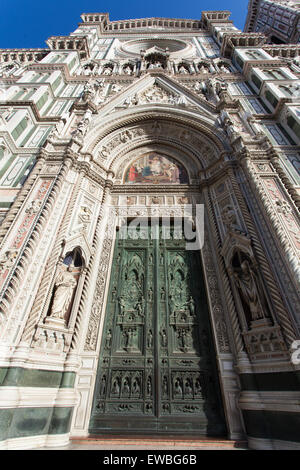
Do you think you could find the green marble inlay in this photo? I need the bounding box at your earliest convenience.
[240,372,300,392]
[0,409,14,441]
[0,155,14,180]
[48,407,74,434]
[0,367,75,388]
[243,410,300,442]
[10,407,51,440]
[59,372,76,388]
[0,368,8,385]
[0,202,14,208]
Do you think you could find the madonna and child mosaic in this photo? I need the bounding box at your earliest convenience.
[124,153,189,184]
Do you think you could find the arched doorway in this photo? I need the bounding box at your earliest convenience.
[88,150,227,436]
[72,109,244,440]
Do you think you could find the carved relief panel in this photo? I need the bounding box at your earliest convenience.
[89,220,226,435]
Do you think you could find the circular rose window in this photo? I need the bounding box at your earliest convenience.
[119,38,192,58]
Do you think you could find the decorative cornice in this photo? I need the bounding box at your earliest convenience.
[111,183,197,194]
[221,32,267,59]
[46,36,90,60]
[244,0,260,33]
[262,44,300,58]
[201,10,232,28]
[243,59,288,75]
[0,49,49,63]
[0,102,60,124]
[0,130,42,155]
[80,13,204,33]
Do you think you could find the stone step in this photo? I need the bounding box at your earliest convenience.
[70,436,247,450]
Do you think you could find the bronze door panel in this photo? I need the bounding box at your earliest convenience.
[89,222,226,435]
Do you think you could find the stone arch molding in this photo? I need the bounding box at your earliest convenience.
[81,112,231,183]
[77,75,232,177]
[62,232,93,268]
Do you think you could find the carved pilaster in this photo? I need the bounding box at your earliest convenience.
[20,157,85,345]
[83,194,116,352]
[67,179,113,353]
[0,154,74,337]
[203,186,247,362]
[270,152,300,210]
[227,162,298,349]
[240,156,300,285]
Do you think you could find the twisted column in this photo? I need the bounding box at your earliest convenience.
[203,186,245,357]
[20,159,86,344]
[0,155,74,333]
[270,153,300,210]
[228,163,297,346]
[69,179,113,352]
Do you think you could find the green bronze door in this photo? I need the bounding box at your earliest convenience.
[89,221,226,435]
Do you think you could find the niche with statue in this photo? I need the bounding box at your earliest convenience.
[229,248,288,360]
[46,247,84,327]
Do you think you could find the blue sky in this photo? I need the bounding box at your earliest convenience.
[0,0,249,49]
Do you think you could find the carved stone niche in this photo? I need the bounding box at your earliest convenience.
[221,232,289,362]
[32,247,86,353]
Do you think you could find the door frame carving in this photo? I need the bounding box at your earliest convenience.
[71,192,245,439]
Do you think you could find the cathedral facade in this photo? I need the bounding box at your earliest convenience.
[0,6,299,450]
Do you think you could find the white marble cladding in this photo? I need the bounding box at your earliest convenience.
[0,9,299,451]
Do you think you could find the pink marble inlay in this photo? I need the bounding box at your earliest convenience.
[0,180,51,291]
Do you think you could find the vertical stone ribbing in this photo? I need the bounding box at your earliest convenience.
[242,157,299,282]
[70,180,112,351]
[20,160,86,344]
[0,155,73,334]
[203,186,245,356]
[270,153,300,210]
[228,163,297,347]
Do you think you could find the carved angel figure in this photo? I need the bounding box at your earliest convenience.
[25,199,41,216]
[123,65,133,75]
[103,67,113,75]
[83,81,94,94]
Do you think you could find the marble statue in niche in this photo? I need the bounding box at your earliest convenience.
[47,248,83,324]
[49,266,77,321]
[233,258,269,323]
